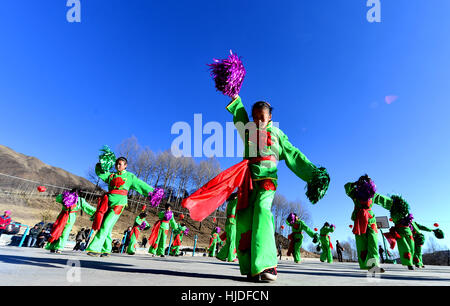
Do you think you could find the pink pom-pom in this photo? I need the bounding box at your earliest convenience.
[208,50,246,98]
[148,188,164,207]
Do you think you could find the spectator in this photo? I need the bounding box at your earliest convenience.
[379,245,385,263]
[111,239,121,253]
[37,227,51,248]
[27,225,41,247]
[123,226,132,251]
[142,235,148,248]
[82,228,91,251]
[73,228,86,251]
[0,210,12,237]
[336,240,345,262]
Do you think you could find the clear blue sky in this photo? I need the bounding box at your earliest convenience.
[1,1,449,250]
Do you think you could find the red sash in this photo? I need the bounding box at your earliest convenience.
[321,234,333,249]
[48,210,70,243]
[182,156,276,221]
[130,226,140,240]
[148,220,162,249]
[383,227,402,249]
[172,234,182,247]
[352,199,377,235]
[92,190,128,231]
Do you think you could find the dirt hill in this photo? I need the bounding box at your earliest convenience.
[0,144,96,190]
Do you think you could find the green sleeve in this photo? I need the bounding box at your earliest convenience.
[130,173,154,196]
[279,130,316,183]
[344,182,355,198]
[79,198,97,216]
[95,163,112,184]
[226,96,250,142]
[414,222,433,232]
[170,216,178,231]
[373,193,393,210]
[302,221,316,239]
[55,194,63,204]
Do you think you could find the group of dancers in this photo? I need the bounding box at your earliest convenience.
[42,51,444,282]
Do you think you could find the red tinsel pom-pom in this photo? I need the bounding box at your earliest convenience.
[389,218,393,221]
[179,214,185,220]
[434,223,439,227]
[213,217,217,222]
[349,225,353,228]
[280,225,285,230]
[141,205,147,212]
[314,228,318,232]
[37,186,46,192]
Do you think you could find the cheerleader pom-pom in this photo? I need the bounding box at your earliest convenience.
[208,50,246,98]
[415,233,425,246]
[98,145,116,172]
[62,190,78,209]
[434,223,439,228]
[164,210,173,221]
[355,176,376,201]
[287,212,296,225]
[390,195,410,221]
[184,228,189,235]
[216,227,221,233]
[306,167,330,204]
[433,229,444,239]
[148,188,165,207]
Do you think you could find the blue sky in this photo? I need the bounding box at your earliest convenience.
[1,0,449,250]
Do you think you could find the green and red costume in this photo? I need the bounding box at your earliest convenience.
[46,194,96,252]
[86,164,155,255]
[183,96,329,278]
[217,197,238,262]
[148,210,178,256]
[319,224,335,263]
[286,219,317,263]
[126,215,151,255]
[345,182,393,270]
[170,225,187,256]
[208,228,223,257]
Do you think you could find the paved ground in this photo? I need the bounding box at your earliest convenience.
[1,246,449,286]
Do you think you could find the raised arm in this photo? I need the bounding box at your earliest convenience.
[226,96,250,142]
[302,221,316,239]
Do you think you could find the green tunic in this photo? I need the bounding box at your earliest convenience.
[126,215,151,255]
[170,225,187,256]
[87,165,155,255]
[228,96,324,276]
[319,225,335,263]
[46,195,96,251]
[344,182,393,269]
[208,230,223,257]
[217,198,238,262]
[148,210,178,256]
[286,218,317,263]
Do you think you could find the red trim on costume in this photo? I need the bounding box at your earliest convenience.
[352,199,375,235]
[181,156,276,221]
[110,189,128,196]
[113,205,124,215]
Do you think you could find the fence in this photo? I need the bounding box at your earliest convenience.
[0,172,227,223]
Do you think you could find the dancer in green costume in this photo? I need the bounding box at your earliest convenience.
[228,96,330,281]
[183,52,330,282]
[285,213,318,263]
[170,223,188,256]
[87,152,162,257]
[217,193,238,262]
[208,227,223,257]
[46,189,96,254]
[126,210,151,255]
[345,175,393,272]
[319,222,335,263]
[148,204,178,257]
[411,222,444,268]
